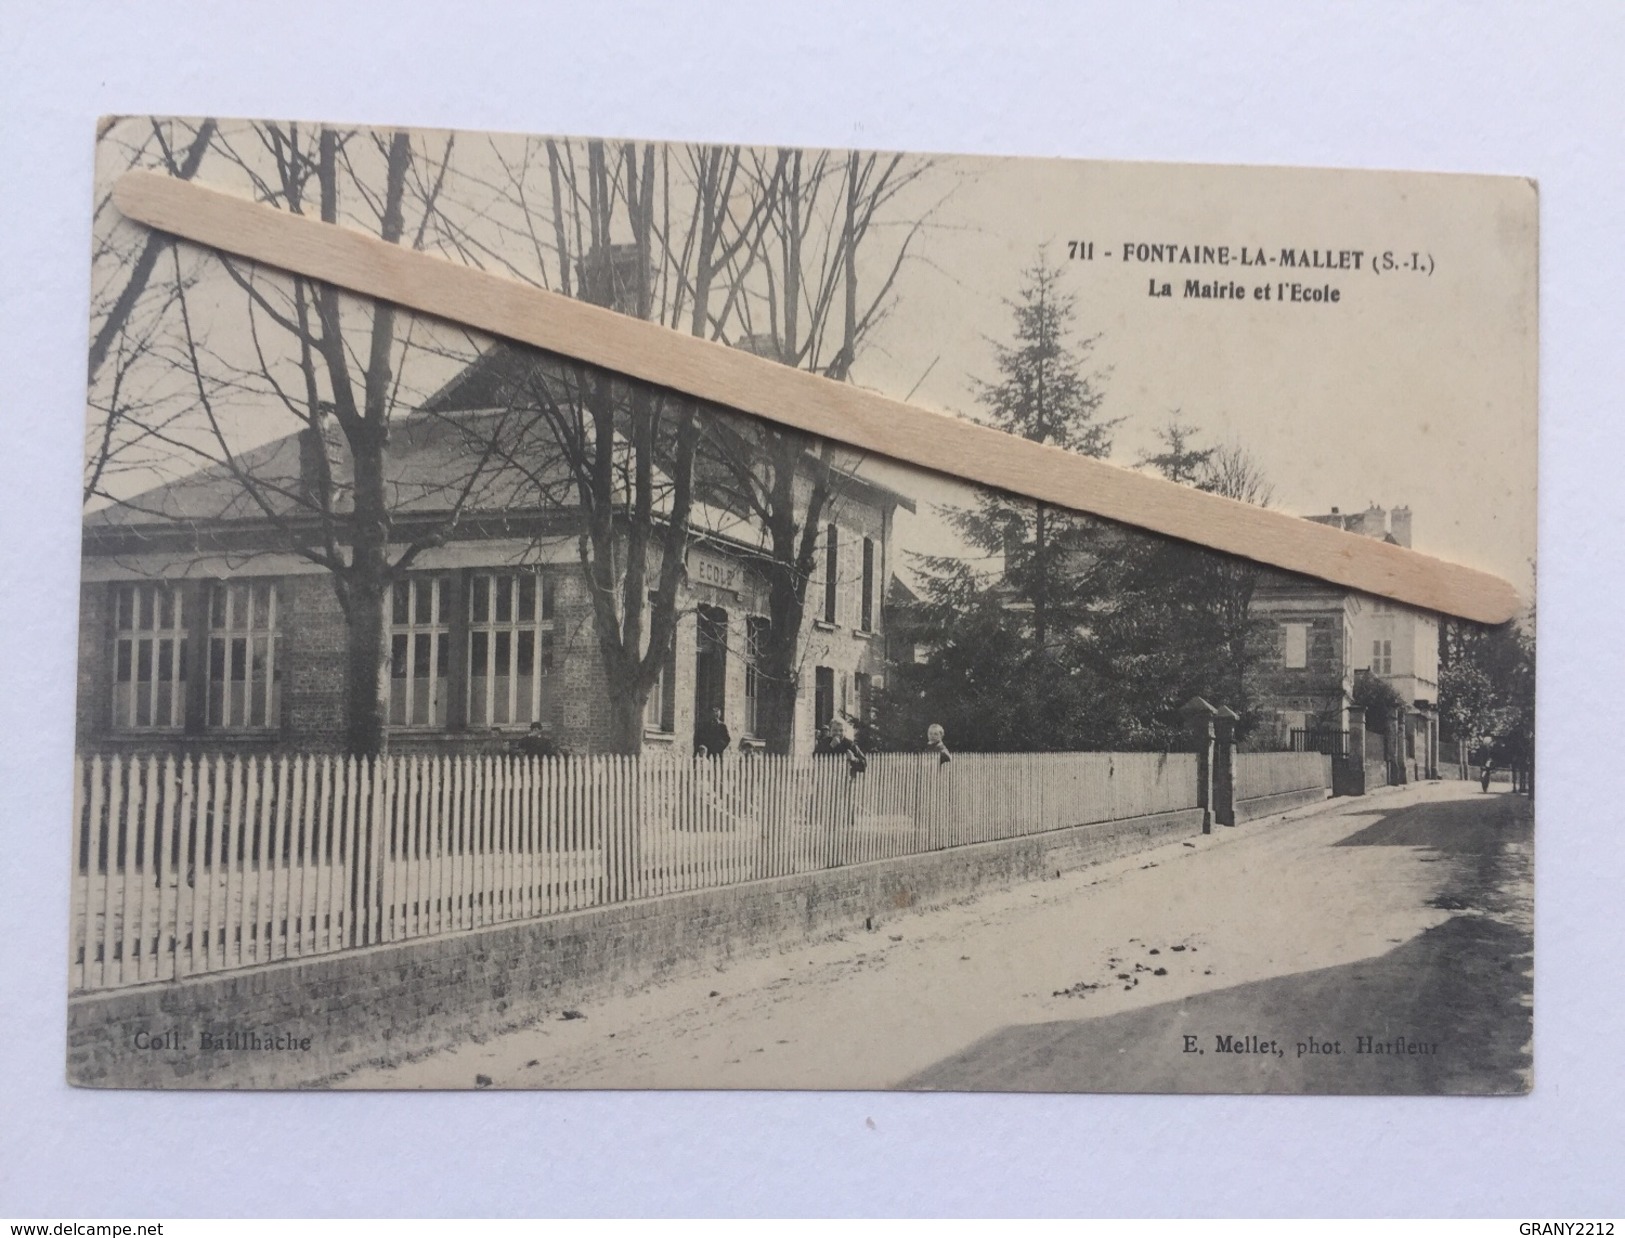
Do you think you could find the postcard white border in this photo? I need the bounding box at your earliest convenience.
[2,0,1619,1218]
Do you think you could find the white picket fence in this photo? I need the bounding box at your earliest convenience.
[1234,751,1333,803]
[70,749,1198,993]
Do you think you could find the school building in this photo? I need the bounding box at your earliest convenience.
[75,350,910,758]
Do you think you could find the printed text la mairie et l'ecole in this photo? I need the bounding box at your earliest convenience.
[1064,240,1437,304]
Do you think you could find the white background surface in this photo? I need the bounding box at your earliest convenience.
[2,0,1620,1217]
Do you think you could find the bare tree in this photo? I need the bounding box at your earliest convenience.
[88,123,939,757]
[692,149,936,753]
[416,139,776,752]
[426,139,936,753]
[84,118,217,503]
[86,119,501,755]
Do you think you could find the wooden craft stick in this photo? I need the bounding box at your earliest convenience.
[113,169,1522,625]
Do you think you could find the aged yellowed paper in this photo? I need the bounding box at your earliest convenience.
[72,118,1535,1093]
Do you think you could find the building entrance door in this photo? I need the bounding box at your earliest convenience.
[694,605,728,725]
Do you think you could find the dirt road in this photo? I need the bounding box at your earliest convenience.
[338,780,1532,1094]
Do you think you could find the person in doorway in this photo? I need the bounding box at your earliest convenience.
[695,706,731,759]
[516,720,560,758]
[926,722,952,766]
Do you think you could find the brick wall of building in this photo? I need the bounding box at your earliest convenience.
[75,518,897,762]
[75,581,114,744]
[1249,578,1356,741]
[549,567,616,752]
[281,575,348,750]
[67,802,1204,1089]
[78,573,356,757]
[76,455,907,763]
[793,491,892,751]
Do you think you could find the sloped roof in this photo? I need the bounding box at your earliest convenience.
[85,407,572,533]
[87,341,917,550]
[421,341,539,414]
[426,342,915,515]
[888,575,921,606]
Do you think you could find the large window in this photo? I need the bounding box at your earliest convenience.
[390,575,450,728]
[207,582,281,729]
[744,615,770,737]
[113,582,188,730]
[112,580,283,732]
[468,571,555,727]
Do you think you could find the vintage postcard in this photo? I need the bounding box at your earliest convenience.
[70,118,1536,1092]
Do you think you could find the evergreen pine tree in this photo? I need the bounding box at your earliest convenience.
[884,255,1118,752]
[951,255,1117,661]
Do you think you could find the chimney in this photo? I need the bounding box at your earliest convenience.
[298,406,340,501]
[734,333,785,363]
[1390,506,1413,547]
[577,243,647,316]
[1361,504,1386,539]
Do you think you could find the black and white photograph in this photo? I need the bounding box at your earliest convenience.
[68,117,1537,1094]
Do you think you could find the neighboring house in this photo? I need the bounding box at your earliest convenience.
[789,481,906,748]
[76,352,910,759]
[882,576,930,669]
[1249,572,1361,744]
[1250,504,1440,777]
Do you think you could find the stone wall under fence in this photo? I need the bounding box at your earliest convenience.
[1232,751,1333,822]
[67,801,1205,1089]
[68,749,1200,997]
[63,729,1361,1089]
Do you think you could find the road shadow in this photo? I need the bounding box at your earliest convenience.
[1334,787,1523,851]
[902,790,1533,1095]
[1334,787,1533,923]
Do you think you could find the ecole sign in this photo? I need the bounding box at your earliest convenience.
[691,551,740,597]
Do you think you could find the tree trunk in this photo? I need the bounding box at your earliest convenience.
[753,437,828,756]
[760,576,808,755]
[344,431,393,756]
[328,129,411,757]
[1033,499,1049,656]
[607,680,649,757]
[600,659,647,902]
[343,563,390,756]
